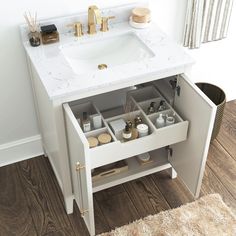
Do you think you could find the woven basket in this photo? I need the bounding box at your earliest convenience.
[196,83,226,140]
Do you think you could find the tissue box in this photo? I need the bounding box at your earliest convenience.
[109,119,126,139]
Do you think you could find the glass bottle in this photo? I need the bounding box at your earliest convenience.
[82,112,91,132]
[28,31,41,47]
[147,102,156,114]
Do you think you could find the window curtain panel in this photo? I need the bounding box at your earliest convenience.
[184,0,234,49]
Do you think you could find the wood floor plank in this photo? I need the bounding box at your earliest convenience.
[16,157,75,236]
[94,198,111,235]
[201,164,236,214]
[151,170,194,208]
[207,140,236,198]
[123,175,170,218]
[0,164,37,236]
[40,157,90,236]
[224,100,236,118]
[216,116,236,161]
[94,185,140,230]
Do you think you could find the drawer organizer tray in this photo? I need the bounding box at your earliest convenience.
[64,85,189,169]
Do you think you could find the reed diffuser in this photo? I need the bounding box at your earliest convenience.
[24,11,40,47]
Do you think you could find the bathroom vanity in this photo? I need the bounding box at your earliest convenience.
[21,2,216,235]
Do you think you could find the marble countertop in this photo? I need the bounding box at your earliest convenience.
[22,21,194,102]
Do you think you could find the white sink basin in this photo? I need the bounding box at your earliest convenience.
[60,33,155,75]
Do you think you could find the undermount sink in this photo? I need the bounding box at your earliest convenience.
[60,33,155,75]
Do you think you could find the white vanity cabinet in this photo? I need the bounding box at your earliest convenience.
[63,74,216,236]
[21,5,216,234]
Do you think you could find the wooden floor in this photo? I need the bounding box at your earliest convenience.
[0,100,235,236]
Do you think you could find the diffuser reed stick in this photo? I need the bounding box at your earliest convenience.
[24,11,38,32]
[123,99,136,121]
[24,11,41,46]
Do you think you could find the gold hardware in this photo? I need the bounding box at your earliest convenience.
[88,5,102,34]
[100,16,115,32]
[67,22,83,37]
[75,162,88,219]
[76,162,85,171]
[98,64,108,70]
[80,209,89,217]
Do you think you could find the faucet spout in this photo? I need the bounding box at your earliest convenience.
[88,5,102,34]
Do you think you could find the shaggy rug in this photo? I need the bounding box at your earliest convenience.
[98,194,236,236]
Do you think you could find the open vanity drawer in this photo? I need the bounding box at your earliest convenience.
[63,85,189,169]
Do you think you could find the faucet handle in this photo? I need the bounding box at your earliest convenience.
[67,22,83,37]
[100,16,115,32]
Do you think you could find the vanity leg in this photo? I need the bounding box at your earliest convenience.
[167,167,177,179]
[43,146,48,157]
[65,195,74,214]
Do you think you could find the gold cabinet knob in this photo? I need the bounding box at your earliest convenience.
[100,16,115,32]
[67,22,83,37]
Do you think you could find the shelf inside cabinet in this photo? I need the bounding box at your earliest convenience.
[92,148,171,193]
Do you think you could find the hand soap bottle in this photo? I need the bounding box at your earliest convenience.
[155,114,165,128]
[122,122,132,141]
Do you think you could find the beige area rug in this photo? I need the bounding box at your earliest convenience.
[98,194,236,236]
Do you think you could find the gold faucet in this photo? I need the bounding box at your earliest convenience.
[88,5,102,34]
[67,22,83,37]
[100,16,115,32]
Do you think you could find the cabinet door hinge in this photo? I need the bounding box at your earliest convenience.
[76,162,85,171]
[169,77,181,96]
[166,146,173,157]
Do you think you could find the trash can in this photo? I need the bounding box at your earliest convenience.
[195,82,226,140]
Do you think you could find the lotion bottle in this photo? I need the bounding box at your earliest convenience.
[155,113,165,128]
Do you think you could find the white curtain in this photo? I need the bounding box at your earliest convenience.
[184,0,234,49]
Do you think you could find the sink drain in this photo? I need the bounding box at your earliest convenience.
[98,64,108,70]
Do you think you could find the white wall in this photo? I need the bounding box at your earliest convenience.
[0,0,143,165]
[150,0,236,101]
[0,0,235,165]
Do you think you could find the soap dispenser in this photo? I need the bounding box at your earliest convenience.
[147,102,156,114]
[122,122,132,141]
[155,114,165,128]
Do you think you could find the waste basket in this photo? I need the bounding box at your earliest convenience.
[195,83,226,140]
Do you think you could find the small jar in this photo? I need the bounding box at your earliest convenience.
[28,31,41,47]
[98,133,112,145]
[166,116,175,126]
[87,136,99,148]
[137,124,149,137]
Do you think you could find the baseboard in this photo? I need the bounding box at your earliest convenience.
[0,135,43,167]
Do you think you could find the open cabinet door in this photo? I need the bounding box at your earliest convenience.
[169,74,216,198]
[63,103,95,236]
